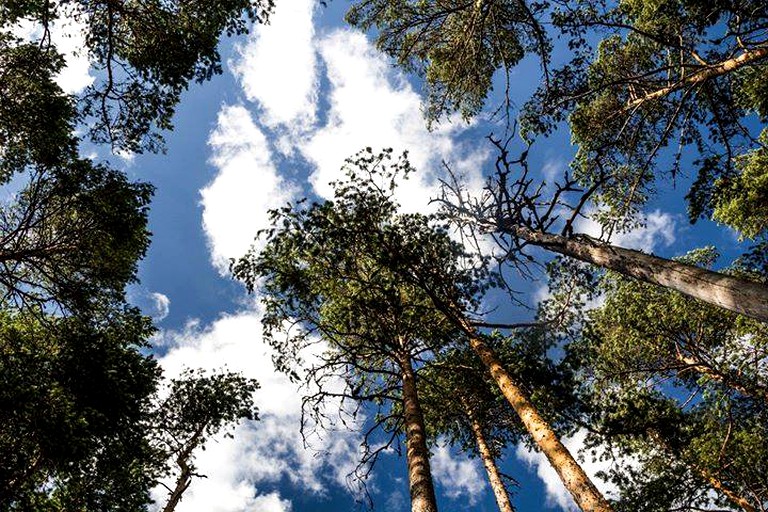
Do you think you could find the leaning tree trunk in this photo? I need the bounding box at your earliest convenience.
[463,402,515,512]
[460,321,613,512]
[399,350,439,512]
[507,225,768,322]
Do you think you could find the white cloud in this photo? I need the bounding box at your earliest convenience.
[250,492,293,512]
[150,292,171,321]
[575,209,676,253]
[302,29,484,213]
[515,429,622,511]
[202,105,298,274]
[127,287,171,321]
[152,309,364,511]
[430,441,486,503]
[231,0,317,130]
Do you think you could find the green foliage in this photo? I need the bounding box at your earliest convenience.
[713,129,768,240]
[0,159,153,314]
[0,308,162,510]
[233,149,490,377]
[233,149,497,488]
[566,247,768,510]
[2,0,275,153]
[154,369,259,445]
[346,0,550,122]
[0,35,77,182]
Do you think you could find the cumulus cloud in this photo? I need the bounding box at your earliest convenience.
[430,441,486,503]
[202,105,299,274]
[231,0,317,130]
[575,209,676,253]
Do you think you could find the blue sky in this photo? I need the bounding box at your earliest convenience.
[32,1,749,511]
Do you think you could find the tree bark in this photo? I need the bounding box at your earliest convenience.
[463,326,613,512]
[624,46,768,111]
[464,403,515,512]
[399,351,439,512]
[506,225,768,322]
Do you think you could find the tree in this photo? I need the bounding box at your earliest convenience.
[233,151,469,512]
[438,138,768,322]
[1,0,275,154]
[540,247,768,511]
[346,0,768,268]
[586,247,768,403]
[153,370,259,512]
[234,150,614,512]
[0,307,161,510]
[523,0,768,231]
[0,307,259,511]
[0,160,153,315]
[346,0,550,122]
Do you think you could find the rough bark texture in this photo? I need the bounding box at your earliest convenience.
[465,404,515,512]
[625,46,768,111]
[509,226,768,322]
[465,330,614,512]
[400,351,439,512]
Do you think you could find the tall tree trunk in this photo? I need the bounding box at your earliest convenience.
[399,351,439,512]
[462,325,613,512]
[463,402,515,512]
[506,225,768,322]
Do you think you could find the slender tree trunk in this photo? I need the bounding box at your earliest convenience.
[462,326,613,512]
[625,46,768,111]
[463,402,514,512]
[399,351,439,512]
[162,427,204,512]
[506,225,768,322]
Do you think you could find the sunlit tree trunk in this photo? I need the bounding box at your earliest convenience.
[624,46,768,111]
[399,350,439,512]
[506,225,768,322]
[464,402,514,512]
[463,325,613,512]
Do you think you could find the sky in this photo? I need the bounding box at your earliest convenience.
[36,1,749,511]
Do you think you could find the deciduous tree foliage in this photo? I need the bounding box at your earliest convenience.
[0,308,161,510]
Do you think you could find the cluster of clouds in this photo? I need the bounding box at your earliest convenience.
[166,0,493,509]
